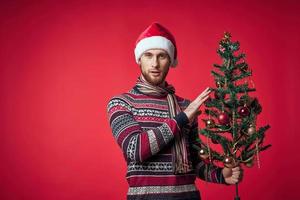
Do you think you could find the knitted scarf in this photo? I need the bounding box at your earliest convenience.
[135,75,192,174]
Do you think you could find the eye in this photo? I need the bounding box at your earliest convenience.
[159,54,168,59]
[143,53,152,58]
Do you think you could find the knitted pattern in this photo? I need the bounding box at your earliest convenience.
[107,83,226,200]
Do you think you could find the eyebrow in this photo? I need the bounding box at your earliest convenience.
[144,52,168,56]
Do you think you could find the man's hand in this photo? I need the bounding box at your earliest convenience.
[183,87,211,123]
[222,165,244,185]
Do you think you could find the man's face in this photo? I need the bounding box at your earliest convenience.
[139,49,171,86]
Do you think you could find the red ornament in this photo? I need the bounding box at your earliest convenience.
[238,106,250,117]
[218,112,230,125]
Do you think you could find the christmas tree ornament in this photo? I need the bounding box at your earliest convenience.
[247,124,256,135]
[198,148,209,160]
[218,112,230,125]
[216,80,224,88]
[222,31,231,43]
[238,105,250,117]
[206,119,215,128]
[223,156,237,168]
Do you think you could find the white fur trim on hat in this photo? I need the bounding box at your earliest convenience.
[134,36,177,67]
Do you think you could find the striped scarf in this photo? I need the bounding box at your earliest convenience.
[135,75,192,174]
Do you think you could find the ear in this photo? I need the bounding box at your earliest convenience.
[138,60,142,69]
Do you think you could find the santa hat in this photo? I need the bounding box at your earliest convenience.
[134,22,178,67]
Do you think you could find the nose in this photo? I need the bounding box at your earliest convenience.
[151,56,159,67]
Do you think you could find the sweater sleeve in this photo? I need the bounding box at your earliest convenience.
[107,96,188,163]
[189,119,227,184]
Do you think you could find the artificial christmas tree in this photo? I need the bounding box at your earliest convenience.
[193,32,271,200]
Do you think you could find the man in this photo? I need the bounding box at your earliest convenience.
[107,22,243,200]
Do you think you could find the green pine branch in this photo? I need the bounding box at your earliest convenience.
[196,32,271,168]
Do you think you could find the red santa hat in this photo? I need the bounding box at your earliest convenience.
[134,22,178,67]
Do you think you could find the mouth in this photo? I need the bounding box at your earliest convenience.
[150,71,161,76]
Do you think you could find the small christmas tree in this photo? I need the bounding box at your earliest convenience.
[193,32,271,200]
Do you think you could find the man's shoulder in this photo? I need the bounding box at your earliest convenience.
[106,88,139,110]
[108,88,139,103]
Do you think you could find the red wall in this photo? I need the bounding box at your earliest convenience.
[1,1,299,199]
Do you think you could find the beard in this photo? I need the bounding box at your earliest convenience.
[140,68,169,86]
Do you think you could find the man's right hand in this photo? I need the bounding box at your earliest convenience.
[183,87,212,123]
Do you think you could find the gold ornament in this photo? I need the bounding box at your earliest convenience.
[223,156,237,168]
[216,80,224,88]
[198,148,209,160]
[222,32,232,43]
[247,124,256,135]
[206,119,215,128]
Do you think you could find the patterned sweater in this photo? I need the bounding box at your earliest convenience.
[107,86,226,200]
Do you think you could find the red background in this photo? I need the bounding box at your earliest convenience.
[1,1,299,199]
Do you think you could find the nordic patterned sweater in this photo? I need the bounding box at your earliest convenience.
[107,85,227,200]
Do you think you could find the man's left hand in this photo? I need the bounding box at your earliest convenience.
[222,165,243,185]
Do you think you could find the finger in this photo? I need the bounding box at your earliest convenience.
[232,175,239,180]
[196,88,211,100]
[232,167,240,172]
[202,92,211,100]
[193,89,213,108]
[232,170,241,176]
[194,94,211,109]
[197,88,210,98]
[228,178,238,185]
[201,95,211,102]
[233,172,240,176]
[201,88,212,97]
[232,178,239,183]
[204,87,211,93]
[235,171,243,179]
[198,95,210,106]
